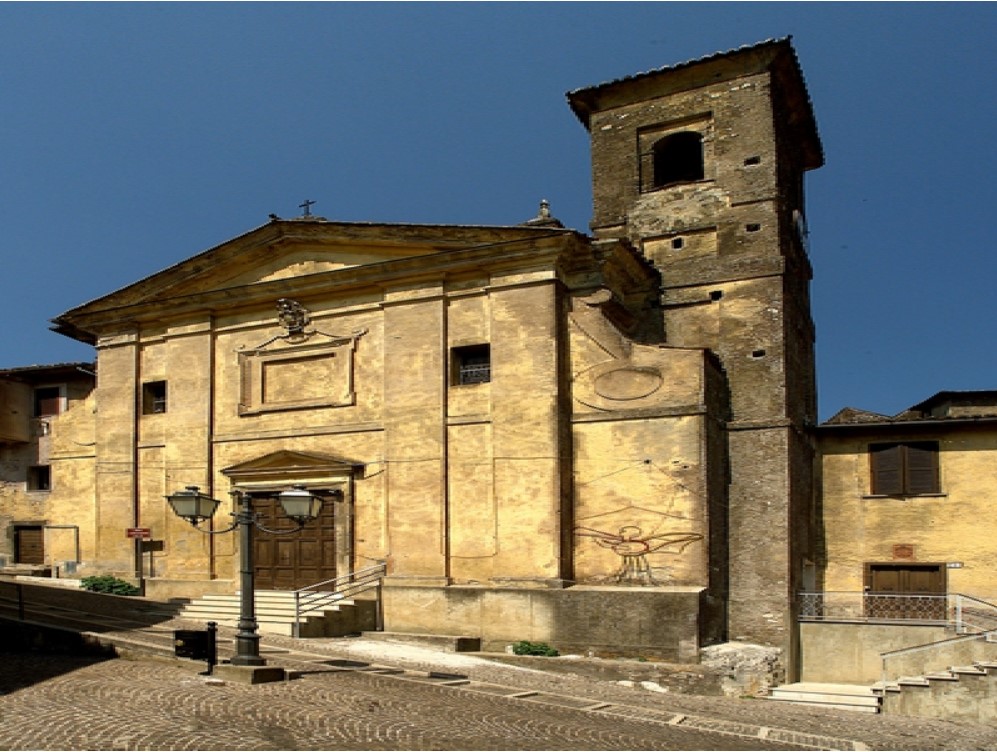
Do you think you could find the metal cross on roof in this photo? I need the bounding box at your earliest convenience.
[299,199,316,217]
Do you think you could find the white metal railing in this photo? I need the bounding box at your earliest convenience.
[798,591,997,633]
[950,593,997,634]
[292,560,387,638]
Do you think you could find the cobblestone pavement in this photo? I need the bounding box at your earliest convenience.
[2,582,997,750]
[0,652,801,751]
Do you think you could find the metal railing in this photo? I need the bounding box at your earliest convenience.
[798,591,997,633]
[951,593,997,634]
[292,561,387,638]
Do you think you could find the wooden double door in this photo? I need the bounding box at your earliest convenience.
[252,495,338,590]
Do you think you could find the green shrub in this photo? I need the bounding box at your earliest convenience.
[80,575,140,596]
[511,640,559,657]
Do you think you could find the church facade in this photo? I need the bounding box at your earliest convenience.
[5,39,824,665]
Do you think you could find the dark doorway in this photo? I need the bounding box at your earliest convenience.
[15,526,44,564]
[865,563,946,620]
[252,495,337,590]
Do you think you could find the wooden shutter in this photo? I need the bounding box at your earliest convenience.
[905,442,940,494]
[870,443,903,494]
[34,387,61,417]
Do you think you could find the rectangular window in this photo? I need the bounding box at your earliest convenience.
[142,381,168,414]
[33,386,62,417]
[869,441,940,495]
[27,465,51,491]
[452,344,491,385]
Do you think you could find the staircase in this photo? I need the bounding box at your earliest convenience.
[178,562,386,638]
[875,661,997,722]
[768,646,997,718]
[178,590,374,637]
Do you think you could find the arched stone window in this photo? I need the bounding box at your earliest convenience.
[652,131,704,187]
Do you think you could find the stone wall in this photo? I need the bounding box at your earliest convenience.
[382,582,708,661]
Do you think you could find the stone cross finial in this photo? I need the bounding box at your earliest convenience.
[299,199,316,217]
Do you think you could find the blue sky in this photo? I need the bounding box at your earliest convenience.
[1,3,994,420]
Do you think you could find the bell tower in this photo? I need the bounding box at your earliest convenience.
[568,39,824,660]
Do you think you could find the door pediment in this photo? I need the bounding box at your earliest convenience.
[222,450,363,490]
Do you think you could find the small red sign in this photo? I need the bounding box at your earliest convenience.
[126,527,151,539]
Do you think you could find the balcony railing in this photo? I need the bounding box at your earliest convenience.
[798,591,997,633]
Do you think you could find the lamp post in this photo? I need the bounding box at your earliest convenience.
[165,484,323,667]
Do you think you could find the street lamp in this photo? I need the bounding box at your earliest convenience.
[165,484,323,666]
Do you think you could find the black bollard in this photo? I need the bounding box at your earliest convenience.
[206,621,218,675]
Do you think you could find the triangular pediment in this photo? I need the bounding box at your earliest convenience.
[52,219,559,343]
[222,450,363,482]
[222,450,363,494]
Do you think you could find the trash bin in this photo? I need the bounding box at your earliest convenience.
[174,629,210,660]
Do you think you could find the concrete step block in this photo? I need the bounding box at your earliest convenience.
[766,697,880,714]
[924,672,958,682]
[359,631,481,653]
[950,666,987,676]
[769,690,880,707]
[896,677,930,687]
[767,683,881,714]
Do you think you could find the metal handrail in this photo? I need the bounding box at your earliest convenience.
[291,561,387,637]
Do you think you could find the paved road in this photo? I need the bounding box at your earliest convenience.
[0,652,808,751]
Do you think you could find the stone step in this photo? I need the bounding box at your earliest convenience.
[185,597,353,610]
[182,593,351,616]
[951,665,987,677]
[767,683,881,714]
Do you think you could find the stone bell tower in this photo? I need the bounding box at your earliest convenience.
[568,39,824,661]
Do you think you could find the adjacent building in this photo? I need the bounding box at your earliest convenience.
[819,392,997,605]
[0,363,96,573]
[796,392,997,683]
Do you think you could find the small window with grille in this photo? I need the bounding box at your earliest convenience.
[452,344,491,386]
[142,381,168,414]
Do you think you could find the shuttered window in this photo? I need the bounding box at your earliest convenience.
[869,441,940,495]
[33,386,61,417]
